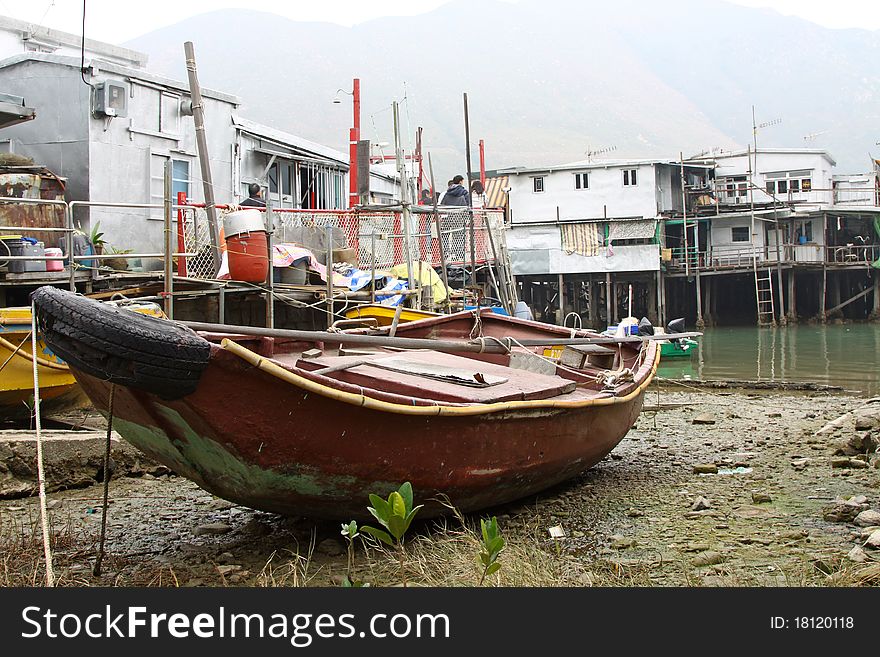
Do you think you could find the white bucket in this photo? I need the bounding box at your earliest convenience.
[223,209,265,239]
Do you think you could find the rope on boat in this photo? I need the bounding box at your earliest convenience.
[30,300,55,587]
[93,384,115,577]
[0,330,31,373]
[0,333,69,372]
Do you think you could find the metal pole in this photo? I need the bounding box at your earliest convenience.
[428,153,452,314]
[265,191,275,329]
[325,225,334,329]
[66,204,75,292]
[557,273,565,323]
[182,320,701,352]
[184,41,221,276]
[463,93,477,293]
[775,204,785,326]
[484,210,512,313]
[479,139,486,188]
[605,272,612,327]
[748,144,759,321]
[163,159,174,319]
[370,229,376,305]
[349,78,360,208]
[680,153,689,281]
[392,101,416,304]
[821,212,827,322]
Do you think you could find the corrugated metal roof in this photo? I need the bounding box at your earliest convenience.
[485,175,509,208]
[232,116,348,167]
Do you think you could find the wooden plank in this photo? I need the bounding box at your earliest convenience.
[296,350,575,403]
[825,285,872,315]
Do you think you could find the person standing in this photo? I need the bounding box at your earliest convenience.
[440,175,470,206]
[241,182,266,208]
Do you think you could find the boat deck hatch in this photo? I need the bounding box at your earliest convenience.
[296,350,576,403]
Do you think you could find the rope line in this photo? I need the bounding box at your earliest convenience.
[30,300,55,587]
[93,383,115,577]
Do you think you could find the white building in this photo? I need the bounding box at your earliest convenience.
[0,15,407,258]
[497,158,711,325]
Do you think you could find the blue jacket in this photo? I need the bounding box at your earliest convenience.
[440,184,470,206]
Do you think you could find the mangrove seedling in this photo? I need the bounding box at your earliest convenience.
[360,481,423,585]
[478,516,505,585]
[340,520,368,587]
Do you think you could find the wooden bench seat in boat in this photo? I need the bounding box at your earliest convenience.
[295,350,577,403]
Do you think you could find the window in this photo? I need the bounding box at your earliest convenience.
[731,226,750,242]
[796,221,813,242]
[149,155,190,219]
[765,170,812,196]
[171,159,190,200]
[623,169,637,186]
[574,172,589,190]
[532,176,544,193]
[159,93,180,135]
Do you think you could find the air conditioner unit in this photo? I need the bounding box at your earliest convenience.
[93,81,128,118]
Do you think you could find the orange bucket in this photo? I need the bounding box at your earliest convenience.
[226,230,268,283]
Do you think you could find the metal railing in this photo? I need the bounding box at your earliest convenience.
[666,241,880,271]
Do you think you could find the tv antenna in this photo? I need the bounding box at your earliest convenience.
[803,130,828,141]
[689,146,722,160]
[585,145,616,162]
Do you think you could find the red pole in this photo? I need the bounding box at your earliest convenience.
[417,127,424,203]
[176,191,187,277]
[348,78,361,208]
[479,139,486,188]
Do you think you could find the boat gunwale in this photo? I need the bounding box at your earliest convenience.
[220,337,660,417]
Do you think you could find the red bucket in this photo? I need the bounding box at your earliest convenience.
[226,230,268,283]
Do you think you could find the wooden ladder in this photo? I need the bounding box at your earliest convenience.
[754,268,775,326]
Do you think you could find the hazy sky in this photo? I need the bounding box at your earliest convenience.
[0,0,878,44]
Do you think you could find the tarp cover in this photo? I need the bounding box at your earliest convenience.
[607,219,657,242]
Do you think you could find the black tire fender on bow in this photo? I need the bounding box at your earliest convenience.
[31,286,212,399]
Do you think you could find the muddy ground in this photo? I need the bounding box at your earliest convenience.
[2,386,879,587]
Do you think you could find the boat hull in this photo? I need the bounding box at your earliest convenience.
[659,338,697,359]
[34,285,655,519]
[72,348,646,518]
[0,327,79,418]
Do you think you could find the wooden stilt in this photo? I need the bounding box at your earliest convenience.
[605,272,612,327]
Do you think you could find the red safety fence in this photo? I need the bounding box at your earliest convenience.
[177,203,506,279]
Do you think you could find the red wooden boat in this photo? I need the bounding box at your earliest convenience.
[32,286,658,518]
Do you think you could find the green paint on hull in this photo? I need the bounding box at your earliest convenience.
[112,404,396,509]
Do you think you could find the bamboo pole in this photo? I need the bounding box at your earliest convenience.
[428,153,452,314]
[163,160,174,319]
[392,102,416,303]
[181,320,700,352]
[183,41,220,275]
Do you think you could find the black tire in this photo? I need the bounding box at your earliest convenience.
[32,286,211,399]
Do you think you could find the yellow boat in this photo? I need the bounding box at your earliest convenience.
[0,300,165,419]
[344,304,440,326]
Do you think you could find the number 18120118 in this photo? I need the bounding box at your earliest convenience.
[795,617,854,629]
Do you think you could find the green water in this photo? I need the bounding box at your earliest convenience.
[657,324,880,396]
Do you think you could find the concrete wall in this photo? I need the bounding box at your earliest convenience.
[0,59,90,201]
[85,73,237,253]
[714,150,835,206]
[507,223,658,275]
[507,163,659,223]
[0,15,146,68]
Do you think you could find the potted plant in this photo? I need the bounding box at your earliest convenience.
[88,221,106,255]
